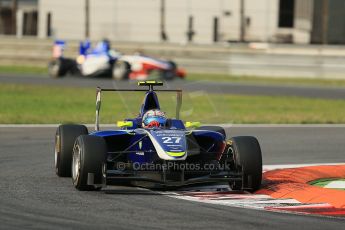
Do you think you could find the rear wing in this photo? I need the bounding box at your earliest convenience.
[95,82,182,131]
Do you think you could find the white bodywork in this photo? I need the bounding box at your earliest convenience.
[81,55,110,76]
[119,55,170,70]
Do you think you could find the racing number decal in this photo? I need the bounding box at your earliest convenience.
[150,130,186,155]
[162,136,182,144]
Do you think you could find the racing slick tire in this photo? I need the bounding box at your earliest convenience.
[112,60,130,80]
[160,61,177,80]
[72,135,107,191]
[55,124,88,177]
[196,126,226,138]
[229,136,262,192]
[168,60,177,70]
[48,58,75,78]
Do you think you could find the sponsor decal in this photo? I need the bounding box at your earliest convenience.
[166,151,185,157]
[149,129,187,158]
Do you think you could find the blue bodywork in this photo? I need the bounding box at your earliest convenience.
[90,89,225,165]
[86,83,238,187]
[79,40,119,67]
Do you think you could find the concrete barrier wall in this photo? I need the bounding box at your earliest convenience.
[0,36,345,79]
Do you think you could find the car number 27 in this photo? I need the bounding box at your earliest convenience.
[162,137,181,144]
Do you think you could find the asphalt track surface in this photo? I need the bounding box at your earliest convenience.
[1,74,345,99]
[1,126,344,229]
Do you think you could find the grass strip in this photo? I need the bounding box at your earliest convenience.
[1,83,345,124]
[0,65,47,75]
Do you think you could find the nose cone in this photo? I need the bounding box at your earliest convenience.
[147,129,187,161]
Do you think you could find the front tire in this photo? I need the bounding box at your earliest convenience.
[54,124,88,177]
[72,135,107,191]
[229,136,262,192]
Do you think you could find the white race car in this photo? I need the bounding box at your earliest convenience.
[48,40,186,80]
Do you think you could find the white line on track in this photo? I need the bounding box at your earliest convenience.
[324,181,345,189]
[263,163,345,171]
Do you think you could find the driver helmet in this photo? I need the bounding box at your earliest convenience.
[142,109,167,128]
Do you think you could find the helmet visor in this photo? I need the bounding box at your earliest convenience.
[144,116,166,127]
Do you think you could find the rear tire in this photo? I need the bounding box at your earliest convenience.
[48,59,62,78]
[159,60,177,80]
[168,60,177,70]
[54,124,88,177]
[49,58,75,78]
[72,135,107,191]
[229,136,262,192]
[196,126,226,138]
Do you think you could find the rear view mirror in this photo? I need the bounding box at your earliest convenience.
[117,121,133,128]
[185,121,201,128]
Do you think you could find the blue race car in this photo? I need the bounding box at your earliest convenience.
[54,81,262,191]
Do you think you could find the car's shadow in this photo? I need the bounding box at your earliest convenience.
[103,188,173,195]
[102,182,234,196]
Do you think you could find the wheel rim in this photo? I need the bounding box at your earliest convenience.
[113,62,126,80]
[72,144,81,183]
[50,63,60,76]
[54,134,60,171]
[162,70,174,80]
[229,144,242,190]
